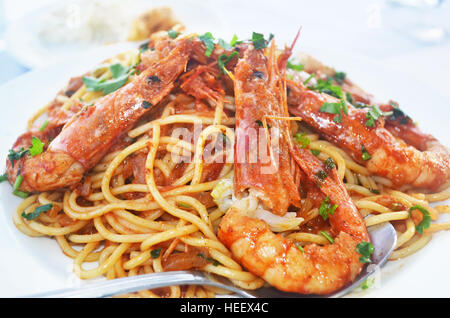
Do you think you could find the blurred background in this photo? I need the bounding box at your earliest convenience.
[0,0,449,98]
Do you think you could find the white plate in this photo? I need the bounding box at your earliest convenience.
[4,0,230,69]
[0,38,449,298]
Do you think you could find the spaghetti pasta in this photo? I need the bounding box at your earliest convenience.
[6,31,450,297]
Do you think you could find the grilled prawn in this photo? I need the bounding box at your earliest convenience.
[287,80,450,191]
[6,38,193,192]
[218,41,370,295]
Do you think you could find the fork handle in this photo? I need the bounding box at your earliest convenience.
[27,271,231,298]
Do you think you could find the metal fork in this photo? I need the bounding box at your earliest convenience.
[28,222,396,298]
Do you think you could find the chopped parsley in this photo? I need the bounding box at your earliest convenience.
[356,241,374,264]
[251,32,271,50]
[13,173,29,198]
[319,99,348,123]
[369,188,380,194]
[315,170,328,187]
[324,157,336,171]
[320,231,334,244]
[39,120,49,132]
[409,205,431,234]
[361,145,372,161]
[218,38,231,50]
[8,148,28,167]
[217,51,239,74]
[198,32,215,57]
[361,277,375,290]
[21,203,53,220]
[318,196,338,220]
[150,248,162,259]
[309,78,343,99]
[197,253,220,266]
[83,63,134,95]
[333,71,346,84]
[365,105,393,127]
[0,173,7,183]
[167,30,179,39]
[139,41,149,53]
[286,60,304,72]
[294,132,310,148]
[29,136,44,157]
[297,245,305,253]
[229,34,241,47]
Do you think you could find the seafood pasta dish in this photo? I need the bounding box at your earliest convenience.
[4,26,450,297]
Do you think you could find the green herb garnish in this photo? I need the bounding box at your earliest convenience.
[150,248,162,259]
[197,253,220,266]
[333,71,346,84]
[251,32,268,50]
[356,241,374,264]
[286,60,304,72]
[198,32,215,57]
[168,30,179,39]
[320,231,334,244]
[318,196,338,221]
[83,63,133,95]
[217,51,239,74]
[29,136,44,157]
[324,157,336,171]
[297,245,305,253]
[21,203,53,220]
[409,205,431,234]
[294,132,310,148]
[311,149,321,156]
[0,173,7,183]
[365,105,385,127]
[177,202,192,209]
[39,120,49,132]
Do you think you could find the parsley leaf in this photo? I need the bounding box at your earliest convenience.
[83,63,133,95]
[21,203,53,220]
[294,132,310,148]
[12,174,29,198]
[218,51,239,74]
[333,71,346,84]
[409,205,431,234]
[287,60,304,72]
[218,38,231,50]
[39,119,49,132]
[198,32,215,57]
[251,32,268,50]
[150,248,161,259]
[310,78,343,99]
[29,136,44,157]
[361,145,372,161]
[229,34,241,47]
[319,196,338,220]
[311,149,321,156]
[8,148,28,167]
[356,241,374,264]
